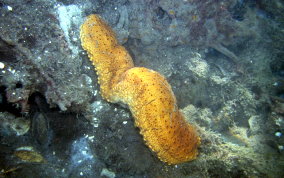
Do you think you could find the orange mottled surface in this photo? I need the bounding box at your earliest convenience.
[80,14,200,164]
[80,14,134,101]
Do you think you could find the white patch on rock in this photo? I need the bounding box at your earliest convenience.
[100,168,116,178]
[56,4,83,57]
[187,52,209,78]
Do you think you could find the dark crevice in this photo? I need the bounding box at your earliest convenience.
[0,38,17,63]
[0,85,22,117]
[0,86,58,118]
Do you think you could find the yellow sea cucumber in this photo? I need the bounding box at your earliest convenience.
[80,14,200,164]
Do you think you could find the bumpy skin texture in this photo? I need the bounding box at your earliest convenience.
[80,14,200,164]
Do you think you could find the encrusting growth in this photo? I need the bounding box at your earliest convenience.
[80,14,200,164]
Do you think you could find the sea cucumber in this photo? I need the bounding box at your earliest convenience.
[80,14,200,164]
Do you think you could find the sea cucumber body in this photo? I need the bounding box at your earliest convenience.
[80,14,200,164]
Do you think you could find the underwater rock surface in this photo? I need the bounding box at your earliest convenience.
[0,0,283,177]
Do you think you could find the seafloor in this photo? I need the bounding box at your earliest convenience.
[0,0,283,177]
